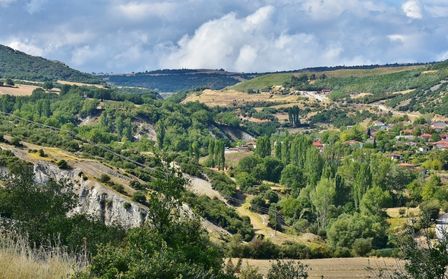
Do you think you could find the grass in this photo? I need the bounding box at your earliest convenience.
[0,84,40,96]
[231,65,424,92]
[237,257,405,279]
[0,232,86,279]
[183,89,300,107]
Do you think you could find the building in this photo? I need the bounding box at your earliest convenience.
[420,133,432,141]
[431,121,447,131]
[433,140,448,150]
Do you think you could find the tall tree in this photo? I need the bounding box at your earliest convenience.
[310,178,336,230]
[256,136,271,158]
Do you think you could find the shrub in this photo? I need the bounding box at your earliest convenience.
[267,260,309,279]
[132,191,147,205]
[352,238,372,256]
[56,160,70,170]
[99,174,111,183]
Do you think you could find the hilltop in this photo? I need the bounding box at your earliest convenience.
[103,69,258,92]
[0,44,100,83]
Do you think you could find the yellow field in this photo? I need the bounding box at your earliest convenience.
[0,84,40,96]
[183,89,301,107]
[236,257,404,279]
[57,80,104,89]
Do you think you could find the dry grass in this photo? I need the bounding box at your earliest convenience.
[237,257,404,279]
[225,150,253,168]
[183,89,301,107]
[0,232,85,279]
[0,84,41,96]
[57,80,105,89]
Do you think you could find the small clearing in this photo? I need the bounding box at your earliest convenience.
[0,84,40,96]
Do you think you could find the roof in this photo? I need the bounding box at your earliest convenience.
[420,133,432,139]
[312,140,324,148]
[432,122,447,129]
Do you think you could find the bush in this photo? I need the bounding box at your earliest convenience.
[267,260,309,279]
[56,160,70,170]
[132,191,147,205]
[351,238,372,256]
[99,174,111,183]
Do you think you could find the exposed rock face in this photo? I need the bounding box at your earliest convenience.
[33,162,147,228]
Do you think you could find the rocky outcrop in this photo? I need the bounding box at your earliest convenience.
[33,162,148,228]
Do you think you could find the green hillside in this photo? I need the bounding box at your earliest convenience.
[230,62,448,115]
[0,44,100,83]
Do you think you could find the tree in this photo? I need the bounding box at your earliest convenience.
[256,136,271,158]
[43,81,54,90]
[280,164,304,192]
[310,178,336,230]
[304,147,323,186]
[288,106,300,128]
[207,138,216,167]
[5,78,14,86]
[360,186,392,216]
[87,170,229,279]
[268,203,282,231]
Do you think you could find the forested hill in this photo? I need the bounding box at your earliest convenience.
[0,44,100,83]
[103,69,259,92]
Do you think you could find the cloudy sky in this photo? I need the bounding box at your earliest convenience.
[1,0,448,73]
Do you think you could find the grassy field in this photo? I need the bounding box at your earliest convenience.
[236,257,404,279]
[0,84,40,96]
[57,80,105,88]
[231,65,424,92]
[183,89,301,107]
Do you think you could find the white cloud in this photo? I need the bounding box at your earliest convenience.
[160,6,370,72]
[437,50,448,61]
[115,1,176,20]
[402,0,423,19]
[6,39,44,56]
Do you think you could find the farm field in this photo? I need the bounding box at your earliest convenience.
[237,257,404,279]
[183,89,301,107]
[57,80,105,88]
[0,84,40,96]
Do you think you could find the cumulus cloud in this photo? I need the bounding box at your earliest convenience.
[402,0,423,19]
[0,0,447,72]
[115,1,177,20]
[6,39,44,56]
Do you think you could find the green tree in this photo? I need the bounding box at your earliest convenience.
[304,147,323,186]
[360,186,392,216]
[280,164,304,192]
[256,136,271,158]
[310,178,336,230]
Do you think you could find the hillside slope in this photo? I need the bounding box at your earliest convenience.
[0,44,100,83]
[103,69,258,92]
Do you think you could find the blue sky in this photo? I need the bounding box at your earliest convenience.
[1,0,447,73]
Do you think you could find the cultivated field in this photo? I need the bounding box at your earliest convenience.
[236,257,404,279]
[0,84,40,96]
[183,89,301,107]
[57,80,105,89]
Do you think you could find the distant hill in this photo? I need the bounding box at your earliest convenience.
[0,44,100,83]
[102,69,259,92]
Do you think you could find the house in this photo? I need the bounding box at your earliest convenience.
[418,146,431,153]
[395,135,415,141]
[431,121,447,131]
[441,134,448,140]
[420,133,432,141]
[433,140,448,150]
[312,140,324,150]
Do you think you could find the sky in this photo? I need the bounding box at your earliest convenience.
[1,0,448,73]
